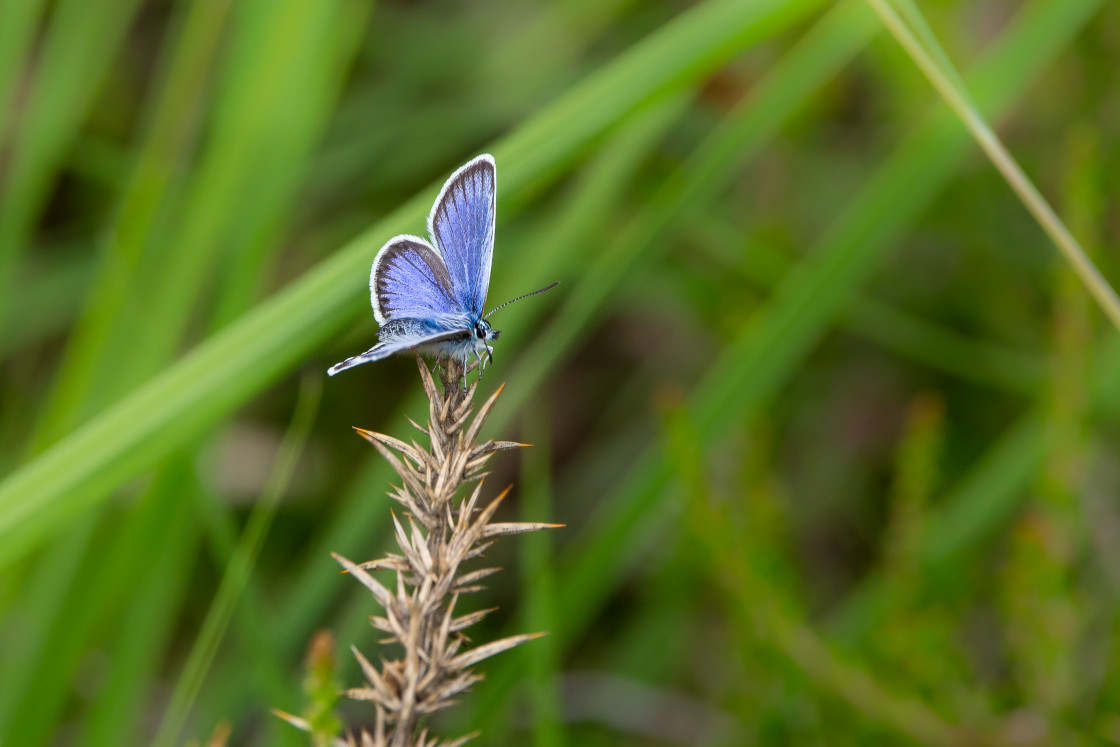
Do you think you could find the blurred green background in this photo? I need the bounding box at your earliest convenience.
[1,0,1119,744]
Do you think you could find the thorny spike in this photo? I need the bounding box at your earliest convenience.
[449,633,547,670]
[483,521,565,538]
[450,607,498,633]
[428,423,447,466]
[463,455,494,476]
[471,487,512,533]
[355,428,426,465]
[474,440,530,455]
[333,553,393,611]
[366,438,427,499]
[410,517,433,571]
[455,567,501,587]
[464,383,505,446]
[462,541,495,562]
[448,406,473,435]
[354,557,408,573]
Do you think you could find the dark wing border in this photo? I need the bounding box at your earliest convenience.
[369,235,455,324]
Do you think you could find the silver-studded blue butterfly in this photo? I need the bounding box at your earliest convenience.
[328,154,557,377]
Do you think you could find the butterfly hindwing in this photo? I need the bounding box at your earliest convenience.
[327,328,468,376]
[370,235,458,324]
[428,153,495,319]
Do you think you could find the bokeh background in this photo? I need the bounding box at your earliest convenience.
[1,0,1119,744]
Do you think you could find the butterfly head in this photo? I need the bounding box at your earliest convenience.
[474,319,499,342]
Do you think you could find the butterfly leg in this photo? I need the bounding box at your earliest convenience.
[473,347,486,380]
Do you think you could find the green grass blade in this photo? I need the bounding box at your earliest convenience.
[0,468,190,745]
[0,0,48,148]
[0,519,97,737]
[520,405,563,747]
[151,374,321,747]
[866,0,1120,331]
[33,0,236,446]
[0,0,144,322]
[2,3,367,737]
[73,466,198,747]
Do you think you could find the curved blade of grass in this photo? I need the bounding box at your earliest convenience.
[520,404,562,747]
[0,0,354,736]
[73,471,198,747]
[151,373,321,747]
[0,0,823,567]
[33,0,236,447]
[2,5,370,740]
[0,520,96,736]
[0,0,144,324]
[866,0,1120,331]
[465,0,1106,726]
[0,0,48,149]
[0,461,194,744]
[190,477,307,747]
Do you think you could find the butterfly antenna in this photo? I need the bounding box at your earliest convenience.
[484,281,559,319]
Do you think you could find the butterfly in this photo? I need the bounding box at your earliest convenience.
[328,154,557,378]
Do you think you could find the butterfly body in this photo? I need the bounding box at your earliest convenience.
[330,154,537,378]
[377,316,499,365]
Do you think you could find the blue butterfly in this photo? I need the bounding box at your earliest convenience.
[328,154,556,377]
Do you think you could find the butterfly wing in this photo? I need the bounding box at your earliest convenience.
[370,235,459,324]
[427,154,495,319]
[327,328,467,376]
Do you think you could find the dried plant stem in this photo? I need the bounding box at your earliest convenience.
[317,355,557,747]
